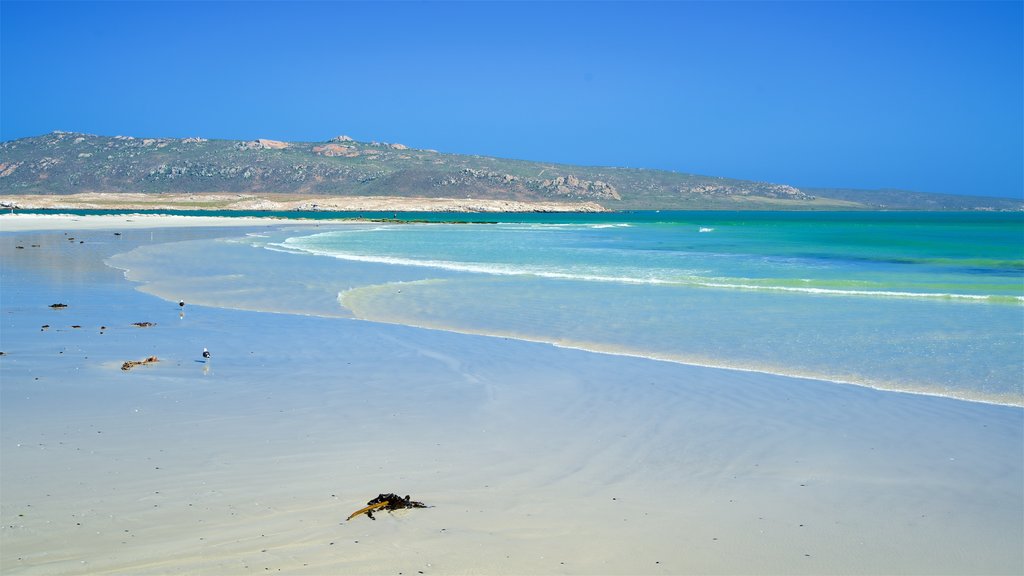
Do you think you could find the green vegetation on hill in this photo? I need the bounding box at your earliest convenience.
[1,131,1020,211]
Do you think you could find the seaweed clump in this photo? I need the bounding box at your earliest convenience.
[346,493,428,521]
[122,356,159,371]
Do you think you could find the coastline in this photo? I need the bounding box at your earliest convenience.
[0,212,336,232]
[0,192,608,213]
[7,213,1019,407]
[1,216,1021,575]
[6,213,1023,402]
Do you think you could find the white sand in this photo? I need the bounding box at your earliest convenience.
[0,213,335,232]
[0,193,607,213]
[1,218,1021,575]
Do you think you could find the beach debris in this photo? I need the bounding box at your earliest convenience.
[16,245,24,249]
[202,348,211,359]
[178,300,185,308]
[132,322,156,328]
[49,303,68,309]
[114,232,121,236]
[346,493,428,521]
[71,325,81,329]
[121,356,159,371]
[41,324,50,330]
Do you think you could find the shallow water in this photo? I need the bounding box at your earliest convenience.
[107,213,1024,405]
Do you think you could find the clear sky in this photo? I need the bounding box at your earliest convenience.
[2,1,1021,199]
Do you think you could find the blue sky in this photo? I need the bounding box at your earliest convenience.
[2,1,1021,199]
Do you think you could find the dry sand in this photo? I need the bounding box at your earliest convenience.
[0,192,607,213]
[0,212,331,232]
[1,216,1021,575]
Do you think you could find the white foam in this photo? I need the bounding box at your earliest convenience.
[279,240,1022,303]
[337,285,1023,408]
[694,280,1024,303]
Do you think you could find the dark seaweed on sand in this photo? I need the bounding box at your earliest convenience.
[346,493,428,521]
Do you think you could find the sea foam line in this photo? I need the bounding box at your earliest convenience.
[277,242,1023,303]
[336,287,1023,408]
[283,245,673,284]
[693,280,1023,302]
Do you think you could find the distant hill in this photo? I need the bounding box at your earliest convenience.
[799,187,1022,211]
[1,131,1020,211]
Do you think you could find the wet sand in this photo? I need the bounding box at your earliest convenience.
[1,215,1021,575]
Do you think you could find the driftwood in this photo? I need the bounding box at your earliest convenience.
[132,322,156,328]
[121,356,159,371]
[346,493,428,521]
[49,303,67,309]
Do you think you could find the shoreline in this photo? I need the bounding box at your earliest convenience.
[330,307,1024,408]
[0,192,608,213]
[0,212,341,232]
[361,316,1024,409]
[6,213,1022,408]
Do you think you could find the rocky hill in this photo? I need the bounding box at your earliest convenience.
[1,131,1020,211]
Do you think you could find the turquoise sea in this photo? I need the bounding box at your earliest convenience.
[104,210,1023,406]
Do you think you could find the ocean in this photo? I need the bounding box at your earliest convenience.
[108,211,1024,406]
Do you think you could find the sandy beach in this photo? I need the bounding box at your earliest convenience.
[1,214,1021,575]
[0,193,608,213]
[0,212,334,232]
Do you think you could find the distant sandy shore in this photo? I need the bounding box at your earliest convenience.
[0,192,608,213]
[0,212,331,232]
